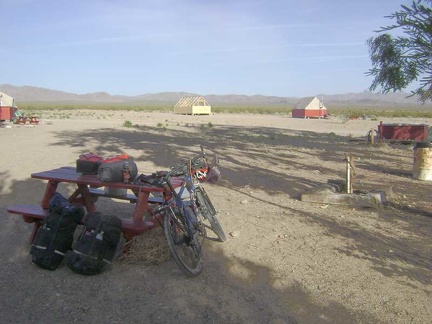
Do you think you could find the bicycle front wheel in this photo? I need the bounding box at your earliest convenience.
[163,206,203,276]
[196,187,227,242]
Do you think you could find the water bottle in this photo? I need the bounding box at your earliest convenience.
[96,231,104,240]
[123,161,131,183]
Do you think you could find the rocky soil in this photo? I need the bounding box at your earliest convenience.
[0,111,431,323]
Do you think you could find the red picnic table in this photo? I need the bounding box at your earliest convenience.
[7,166,180,242]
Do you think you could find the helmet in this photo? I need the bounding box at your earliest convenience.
[191,157,209,181]
[193,167,209,181]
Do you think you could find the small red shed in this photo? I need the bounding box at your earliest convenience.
[292,96,327,119]
[0,106,17,121]
[0,91,18,122]
[378,121,429,141]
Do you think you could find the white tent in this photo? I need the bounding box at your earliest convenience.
[292,96,327,118]
[0,91,16,107]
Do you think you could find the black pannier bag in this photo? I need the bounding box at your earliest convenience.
[30,192,84,270]
[66,211,122,275]
[76,153,103,174]
[97,154,138,182]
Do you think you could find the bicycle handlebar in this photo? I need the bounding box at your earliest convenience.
[136,146,215,186]
[164,151,208,178]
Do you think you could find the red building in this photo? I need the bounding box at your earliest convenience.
[0,91,18,122]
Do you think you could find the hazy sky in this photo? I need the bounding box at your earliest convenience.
[1,0,414,97]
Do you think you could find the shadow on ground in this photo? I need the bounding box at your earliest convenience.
[1,122,431,323]
[0,167,374,323]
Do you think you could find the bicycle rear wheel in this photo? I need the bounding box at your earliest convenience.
[195,187,227,242]
[163,206,204,276]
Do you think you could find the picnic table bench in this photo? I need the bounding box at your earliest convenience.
[29,116,39,125]
[13,115,39,125]
[7,167,179,243]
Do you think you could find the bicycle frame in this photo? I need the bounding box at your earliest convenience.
[143,146,224,275]
[157,171,199,239]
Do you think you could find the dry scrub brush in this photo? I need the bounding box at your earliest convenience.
[115,227,170,266]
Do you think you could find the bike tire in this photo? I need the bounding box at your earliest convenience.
[196,187,227,242]
[163,206,203,276]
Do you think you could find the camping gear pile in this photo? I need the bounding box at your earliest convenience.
[31,192,122,275]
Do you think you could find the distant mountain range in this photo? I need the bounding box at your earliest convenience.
[1,84,430,108]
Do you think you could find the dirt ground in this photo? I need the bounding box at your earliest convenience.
[0,111,431,324]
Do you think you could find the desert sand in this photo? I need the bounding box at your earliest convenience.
[0,110,431,323]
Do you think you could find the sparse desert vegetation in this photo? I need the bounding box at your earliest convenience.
[15,102,432,120]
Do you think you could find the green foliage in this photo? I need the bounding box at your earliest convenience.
[335,106,432,118]
[212,105,289,114]
[17,102,173,112]
[155,122,166,131]
[123,120,132,128]
[17,102,293,115]
[14,102,432,119]
[366,0,432,102]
